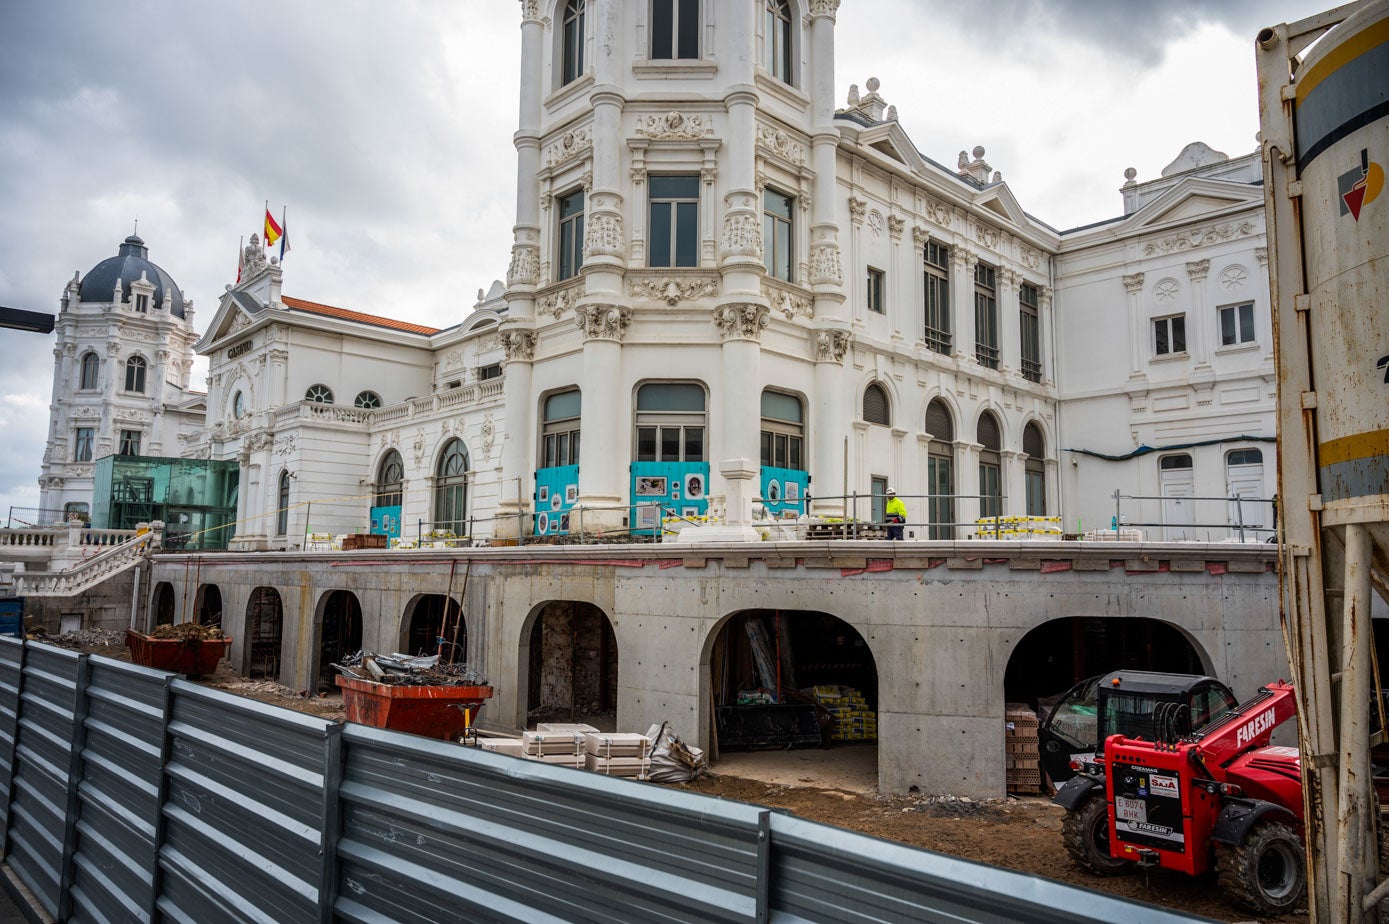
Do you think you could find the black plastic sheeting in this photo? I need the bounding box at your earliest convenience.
[1064,434,1276,463]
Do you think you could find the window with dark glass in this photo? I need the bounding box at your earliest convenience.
[79,352,99,390]
[434,439,470,532]
[305,384,333,403]
[635,382,705,462]
[1024,422,1045,515]
[276,471,290,536]
[1219,302,1256,346]
[652,0,699,60]
[648,175,700,268]
[1020,282,1042,382]
[862,382,890,426]
[867,267,885,314]
[354,391,381,409]
[562,0,586,85]
[764,0,792,82]
[135,294,149,313]
[923,242,951,354]
[376,450,404,507]
[125,355,147,393]
[118,429,141,456]
[760,390,803,470]
[478,363,502,381]
[926,400,955,539]
[974,263,998,369]
[558,190,585,281]
[978,412,1002,519]
[74,427,94,463]
[1154,315,1186,356]
[542,390,582,468]
[763,189,794,281]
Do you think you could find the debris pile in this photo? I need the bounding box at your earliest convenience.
[39,627,127,650]
[150,622,225,641]
[332,651,487,687]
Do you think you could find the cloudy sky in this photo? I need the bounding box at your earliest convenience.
[0,0,1324,517]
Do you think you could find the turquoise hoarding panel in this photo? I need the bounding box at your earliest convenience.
[370,505,402,540]
[630,461,710,535]
[535,465,579,536]
[760,466,808,516]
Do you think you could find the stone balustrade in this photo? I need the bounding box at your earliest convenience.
[12,531,153,597]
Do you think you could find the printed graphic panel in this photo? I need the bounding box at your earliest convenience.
[760,466,808,516]
[369,505,402,540]
[630,461,709,535]
[535,465,579,536]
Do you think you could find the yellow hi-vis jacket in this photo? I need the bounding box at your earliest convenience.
[885,496,907,520]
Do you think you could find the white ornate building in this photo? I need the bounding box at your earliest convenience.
[42,1,1274,550]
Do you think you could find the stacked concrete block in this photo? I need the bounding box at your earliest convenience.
[810,685,877,742]
[1004,703,1042,793]
[584,732,652,779]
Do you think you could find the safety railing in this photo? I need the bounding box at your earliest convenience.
[1108,490,1277,543]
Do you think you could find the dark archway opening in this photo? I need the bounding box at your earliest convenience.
[525,601,617,730]
[401,594,464,659]
[152,582,176,627]
[318,590,363,692]
[195,584,223,627]
[710,610,878,751]
[247,587,284,679]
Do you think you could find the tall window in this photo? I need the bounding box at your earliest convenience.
[649,175,699,268]
[764,0,792,82]
[923,242,951,354]
[1154,315,1186,356]
[79,352,100,390]
[276,471,290,536]
[561,0,586,86]
[74,427,94,462]
[124,355,147,393]
[974,263,998,369]
[1020,282,1042,382]
[652,0,699,59]
[978,412,1002,520]
[135,293,149,313]
[542,390,582,468]
[305,384,334,403]
[867,267,885,314]
[763,189,794,281]
[1219,302,1256,346]
[926,400,955,539]
[1023,422,1046,515]
[862,382,890,426]
[118,429,141,456]
[434,439,470,533]
[635,383,705,462]
[372,450,403,510]
[558,190,585,281]
[760,390,803,470]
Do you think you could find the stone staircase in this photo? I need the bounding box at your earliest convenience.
[13,531,153,597]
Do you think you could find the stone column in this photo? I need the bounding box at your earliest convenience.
[152,348,170,407]
[1039,285,1055,385]
[951,248,978,364]
[998,268,1020,375]
[100,339,119,454]
[495,331,538,539]
[1003,449,1025,518]
[1186,258,1211,363]
[715,305,769,483]
[810,330,850,517]
[574,305,631,531]
[1122,272,1145,378]
[958,441,981,530]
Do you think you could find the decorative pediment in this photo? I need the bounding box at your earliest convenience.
[972,184,1028,228]
[1121,176,1264,236]
[855,121,926,173]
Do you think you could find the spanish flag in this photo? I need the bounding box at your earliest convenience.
[264,205,283,248]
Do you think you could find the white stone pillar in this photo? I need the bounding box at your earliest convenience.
[99,339,119,455]
[1039,285,1055,385]
[574,305,630,531]
[715,306,769,486]
[959,441,981,531]
[998,268,1021,375]
[495,332,538,538]
[1003,449,1025,518]
[1185,258,1210,364]
[810,331,850,517]
[951,249,977,364]
[1122,272,1145,377]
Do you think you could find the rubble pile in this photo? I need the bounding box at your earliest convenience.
[150,622,225,641]
[332,651,487,687]
[40,627,126,650]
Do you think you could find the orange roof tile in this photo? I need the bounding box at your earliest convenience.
[281,295,441,335]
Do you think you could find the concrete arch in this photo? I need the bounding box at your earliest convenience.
[193,583,223,626]
[313,588,363,693]
[245,586,284,679]
[399,592,464,660]
[151,580,176,627]
[517,597,619,730]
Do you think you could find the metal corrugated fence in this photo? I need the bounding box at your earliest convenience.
[0,639,1213,924]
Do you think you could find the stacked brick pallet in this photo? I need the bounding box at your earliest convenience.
[480,723,653,779]
[1004,703,1042,793]
[810,684,877,742]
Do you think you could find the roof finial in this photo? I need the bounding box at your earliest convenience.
[132,218,138,236]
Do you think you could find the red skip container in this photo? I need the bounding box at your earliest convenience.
[336,675,493,740]
[125,629,233,678]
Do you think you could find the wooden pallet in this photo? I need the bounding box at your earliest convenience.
[806,523,887,540]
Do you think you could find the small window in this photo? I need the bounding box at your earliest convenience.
[1219,302,1256,346]
[923,242,951,354]
[862,382,890,426]
[649,175,700,268]
[867,268,885,314]
[764,0,792,82]
[124,355,147,393]
[974,263,998,369]
[79,352,100,390]
[763,189,794,282]
[74,427,94,462]
[305,384,334,404]
[478,363,502,381]
[652,0,699,60]
[233,390,247,419]
[561,0,586,86]
[1020,283,1042,383]
[354,391,382,409]
[558,190,585,281]
[135,294,149,313]
[1160,453,1193,470]
[1154,315,1186,356]
[118,430,141,456]
[1228,448,1263,466]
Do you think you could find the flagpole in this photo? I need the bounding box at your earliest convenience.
[280,206,288,261]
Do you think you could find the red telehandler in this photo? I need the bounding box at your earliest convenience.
[1054,675,1304,915]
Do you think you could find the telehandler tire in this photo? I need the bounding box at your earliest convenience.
[1216,819,1306,915]
[1061,794,1128,875]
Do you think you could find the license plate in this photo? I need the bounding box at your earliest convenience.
[1115,796,1147,823]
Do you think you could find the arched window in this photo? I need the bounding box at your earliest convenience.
[862,382,890,426]
[926,399,955,539]
[561,0,586,86]
[760,390,803,471]
[434,439,470,533]
[276,471,290,536]
[635,383,706,461]
[305,384,334,404]
[354,390,381,409]
[233,390,247,419]
[542,390,582,468]
[764,0,792,82]
[124,355,147,393]
[978,412,1002,520]
[79,352,100,390]
[377,450,404,507]
[1023,422,1046,516]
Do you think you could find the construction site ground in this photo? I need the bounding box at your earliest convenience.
[44,631,1293,923]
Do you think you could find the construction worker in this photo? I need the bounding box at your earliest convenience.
[885,488,906,540]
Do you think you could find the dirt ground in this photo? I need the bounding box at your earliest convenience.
[49,632,1296,922]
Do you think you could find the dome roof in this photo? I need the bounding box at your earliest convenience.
[78,235,186,318]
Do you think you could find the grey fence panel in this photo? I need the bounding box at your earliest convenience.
[335,725,770,924]
[68,656,171,924]
[767,813,1213,924]
[5,643,83,919]
[0,636,23,849]
[155,681,335,924]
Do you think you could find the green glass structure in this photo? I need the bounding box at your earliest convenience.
[92,455,239,550]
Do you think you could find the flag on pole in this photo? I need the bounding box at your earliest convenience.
[278,207,291,261]
[236,235,245,284]
[264,203,283,248]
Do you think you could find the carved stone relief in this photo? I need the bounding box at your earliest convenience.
[1219,265,1248,290]
[887,215,905,240]
[755,126,806,166]
[628,276,719,306]
[583,213,624,257]
[546,128,592,167]
[764,285,812,320]
[501,329,537,362]
[537,287,578,319]
[635,111,712,141]
[1154,278,1180,303]
[575,304,632,341]
[714,304,770,341]
[1122,272,1146,293]
[480,415,496,457]
[506,245,540,286]
[848,197,867,224]
[813,329,851,362]
[1142,221,1257,256]
[810,243,843,283]
[720,212,762,258]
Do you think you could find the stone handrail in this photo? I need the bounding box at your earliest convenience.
[0,529,58,548]
[13,531,152,597]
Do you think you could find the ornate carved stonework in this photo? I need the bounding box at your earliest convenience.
[720,212,763,258]
[477,334,502,353]
[912,225,930,248]
[275,434,297,457]
[241,233,267,277]
[951,248,977,272]
[1219,265,1248,289]
[1254,247,1268,267]
[1142,221,1257,256]
[714,304,770,341]
[583,213,624,257]
[228,311,251,334]
[519,0,541,21]
[764,285,812,320]
[1020,245,1041,271]
[537,286,578,319]
[412,428,428,466]
[848,197,867,224]
[814,329,851,362]
[887,215,905,240]
[628,276,719,306]
[1154,278,1180,303]
[115,408,146,422]
[923,198,950,227]
[810,243,843,283]
[756,126,805,166]
[973,221,1001,250]
[480,415,496,457]
[635,111,712,141]
[501,329,537,362]
[807,0,840,17]
[444,349,465,370]
[1122,272,1146,294]
[575,304,632,341]
[506,245,540,286]
[1185,259,1211,281]
[546,128,591,167]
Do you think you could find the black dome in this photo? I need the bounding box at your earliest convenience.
[78,235,186,318]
